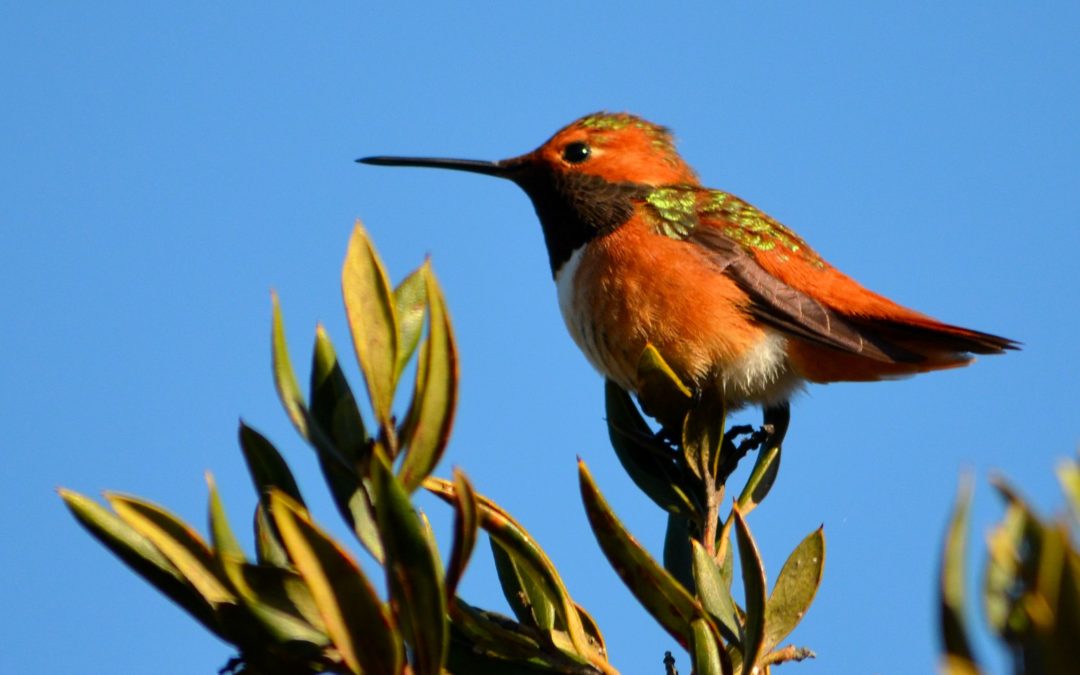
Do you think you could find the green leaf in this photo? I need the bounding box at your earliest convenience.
[663,514,694,592]
[735,445,781,516]
[271,292,310,438]
[393,263,428,384]
[635,344,693,431]
[59,489,223,638]
[398,265,457,492]
[342,221,399,429]
[691,617,728,675]
[682,393,727,482]
[238,422,305,506]
[218,554,330,647]
[372,459,448,675]
[1057,455,1080,525]
[764,526,824,652]
[939,476,978,672]
[692,540,743,649]
[983,500,1027,634]
[490,538,557,631]
[732,506,766,675]
[253,502,289,567]
[206,473,244,561]
[578,460,701,648]
[309,327,383,562]
[446,469,479,599]
[108,493,235,607]
[604,381,698,517]
[425,477,599,667]
[270,490,402,675]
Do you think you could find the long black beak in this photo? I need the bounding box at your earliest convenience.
[357,155,518,179]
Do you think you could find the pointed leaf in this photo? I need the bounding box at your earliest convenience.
[1057,456,1080,525]
[682,393,727,481]
[635,344,693,431]
[238,422,304,506]
[764,526,824,652]
[939,476,978,672]
[491,538,558,631]
[342,222,399,428]
[219,554,330,646]
[664,514,694,592]
[108,493,235,606]
[425,477,598,665]
[398,266,457,492]
[604,381,698,516]
[732,506,766,675]
[309,327,383,561]
[372,459,448,675]
[578,460,701,647]
[394,263,428,383]
[254,503,289,567]
[736,445,781,516]
[692,540,743,649]
[691,617,728,675]
[271,292,310,437]
[270,490,401,675]
[446,468,479,599]
[60,489,222,637]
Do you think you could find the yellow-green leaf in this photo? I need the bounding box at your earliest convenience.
[691,617,729,675]
[108,493,235,607]
[219,554,330,646]
[271,292,309,437]
[732,506,766,675]
[692,540,743,649]
[939,476,978,673]
[635,344,693,431]
[578,460,700,648]
[342,222,399,428]
[60,489,222,638]
[393,263,428,384]
[372,459,448,675]
[270,490,401,675]
[398,266,457,492]
[764,526,824,652]
[736,445,781,517]
[446,468,479,599]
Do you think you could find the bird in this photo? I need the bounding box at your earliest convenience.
[359,112,1017,443]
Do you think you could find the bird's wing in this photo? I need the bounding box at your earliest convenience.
[679,188,1016,361]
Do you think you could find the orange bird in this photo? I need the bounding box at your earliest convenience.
[360,113,1017,440]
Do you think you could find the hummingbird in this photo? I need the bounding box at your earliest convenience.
[359,113,1017,441]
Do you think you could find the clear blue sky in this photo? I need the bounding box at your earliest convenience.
[4,3,1078,673]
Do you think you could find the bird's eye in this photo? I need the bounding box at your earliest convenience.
[562,142,591,164]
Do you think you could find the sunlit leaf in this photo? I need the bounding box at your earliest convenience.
[736,445,781,516]
[682,393,726,481]
[270,490,401,675]
[393,263,428,384]
[635,344,693,431]
[764,526,824,652]
[732,506,766,675]
[578,460,700,648]
[691,617,727,675]
[108,493,235,607]
[219,554,330,646]
[59,489,223,638]
[342,221,399,428]
[446,469,479,599]
[271,292,310,438]
[939,476,978,673]
[372,459,448,675]
[491,538,557,631]
[604,381,697,516]
[692,540,742,649]
[206,473,244,561]
[398,265,457,492]
[253,502,289,567]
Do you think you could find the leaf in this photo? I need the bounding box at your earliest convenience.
[939,475,978,673]
[446,468,479,599]
[59,489,223,638]
[270,490,402,675]
[342,221,399,429]
[108,493,235,607]
[691,617,727,675]
[425,477,598,666]
[692,540,743,649]
[578,460,701,648]
[309,327,383,561]
[397,265,458,492]
[218,554,330,647]
[635,344,693,431]
[1057,456,1080,525]
[663,514,694,592]
[206,473,244,560]
[735,445,781,516]
[764,526,824,652]
[682,393,727,481]
[271,292,310,438]
[393,263,428,384]
[732,506,766,675]
[490,538,557,631]
[604,381,698,517]
[253,502,289,567]
[238,422,305,506]
[372,459,448,675]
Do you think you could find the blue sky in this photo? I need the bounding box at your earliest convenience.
[4,3,1078,673]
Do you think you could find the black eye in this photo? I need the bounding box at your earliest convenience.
[562,142,591,164]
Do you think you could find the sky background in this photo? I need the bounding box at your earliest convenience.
[4,3,1079,674]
